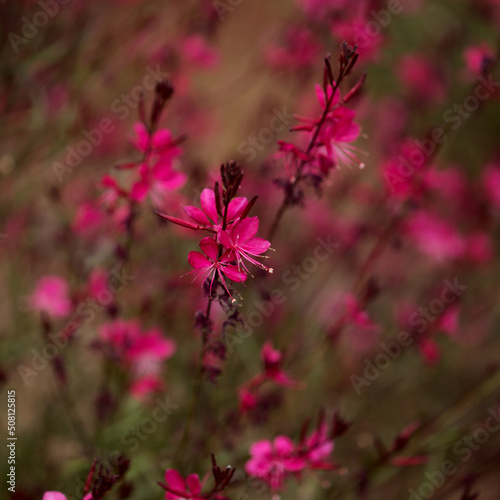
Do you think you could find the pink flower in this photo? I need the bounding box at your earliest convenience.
[130,375,164,401]
[43,493,92,500]
[87,268,109,300]
[72,202,104,235]
[405,211,465,263]
[293,84,363,173]
[159,188,248,233]
[43,493,68,500]
[131,122,182,160]
[465,231,494,264]
[188,237,247,296]
[397,54,445,103]
[419,337,440,365]
[31,276,72,319]
[245,421,336,491]
[464,43,495,76]
[238,387,258,412]
[161,469,204,500]
[482,163,500,210]
[300,422,335,469]
[219,217,272,274]
[131,162,186,206]
[245,437,306,492]
[99,320,176,399]
[126,327,177,374]
[182,35,219,69]
[261,342,299,387]
[116,122,186,207]
[265,27,320,71]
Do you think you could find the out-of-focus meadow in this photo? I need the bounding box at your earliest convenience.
[2,1,500,499]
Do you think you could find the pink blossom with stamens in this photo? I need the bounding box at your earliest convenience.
[187,237,247,295]
[219,217,272,274]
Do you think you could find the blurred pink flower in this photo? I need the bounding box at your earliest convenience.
[397,54,445,103]
[245,437,306,492]
[99,320,176,399]
[419,337,440,365]
[464,43,495,76]
[72,202,104,235]
[31,276,72,319]
[43,493,92,500]
[246,422,336,492]
[161,469,204,500]
[482,163,500,210]
[405,211,465,263]
[261,341,300,387]
[182,35,219,69]
[292,84,363,173]
[265,27,320,71]
[465,231,494,264]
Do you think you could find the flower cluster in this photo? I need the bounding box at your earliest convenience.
[101,80,186,212]
[159,161,272,297]
[97,319,176,400]
[245,416,337,492]
[238,342,303,413]
[159,455,235,500]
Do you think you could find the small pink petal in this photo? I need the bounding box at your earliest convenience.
[43,493,67,500]
[200,188,218,223]
[222,265,247,283]
[184,206,210,226]
[188,251,211,269]
[164,469,187,494]
[186,474,202,495]
[226,197,248,221]
[199,237,219,261]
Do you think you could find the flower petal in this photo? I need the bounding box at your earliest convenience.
[186,474,201,495]
[164,469,187,494]
[184,206,210,225]
[200,188,218,223]
[226,197,248,221]
[222,265,247,283]
[234,216,259,242]
[242,237,271,255]
[188,251,211,269]
[199,237,219,261]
